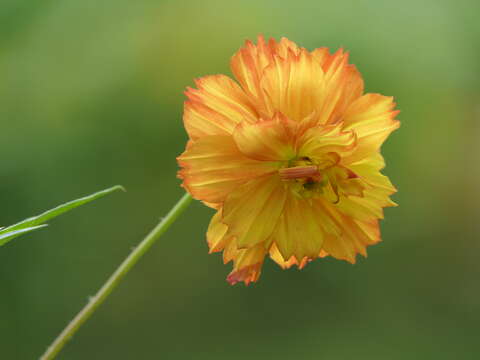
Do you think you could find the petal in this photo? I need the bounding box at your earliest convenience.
[349,151,386,171]
[261,48,326,122]
[322,219,381,261]
[206,210,229,253]
[338,154,397,222]
[311,47,330,66]
[273,37,301,58]
[230,35,276,117]
[317,199,381,263]
[269,243,310,269]
[297,122,357,160]
[177,136,277,204]
[313,49,364,125]
[342,94,400,163]
[231,39,363,127]
[223,176,287,248]
[338,177,365,197]
[348,152,397,193]
[184,75,258,140]
[337,166,397,220]
[269,194,327,261]
[233,112,297,161]
[326,165,365,198]
[209,222,272,285]
[336,191,393,222]
[226,242,268,285]
[203,201,222,210]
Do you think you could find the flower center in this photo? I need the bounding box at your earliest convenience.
[278,154,362,203]
[278,157,326,198]
[278,165,321,181]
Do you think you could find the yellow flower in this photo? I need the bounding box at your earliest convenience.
[177,36,399,285]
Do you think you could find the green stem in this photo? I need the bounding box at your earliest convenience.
[40,193,193,360]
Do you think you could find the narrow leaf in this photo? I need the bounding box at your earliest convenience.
[0,225,48,246]
[0,185,124,246]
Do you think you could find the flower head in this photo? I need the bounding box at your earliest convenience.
[177,36,399,285]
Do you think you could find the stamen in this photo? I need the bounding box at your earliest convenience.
[279,165,320,180]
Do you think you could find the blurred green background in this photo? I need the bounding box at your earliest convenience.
[1,0,479,359]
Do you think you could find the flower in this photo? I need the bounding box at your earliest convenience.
[177,35,399,285]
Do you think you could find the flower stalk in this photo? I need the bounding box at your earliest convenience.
[40,192,192,360]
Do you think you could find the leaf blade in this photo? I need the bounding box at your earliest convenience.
[0,225,48,246]
[0,185,124,246]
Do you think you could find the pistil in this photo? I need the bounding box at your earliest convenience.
[279,165,321,180]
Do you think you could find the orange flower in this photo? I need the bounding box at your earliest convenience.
[177,36,399,285]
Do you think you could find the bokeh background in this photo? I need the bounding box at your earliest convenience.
[1,0,479,359]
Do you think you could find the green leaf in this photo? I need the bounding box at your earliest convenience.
[0,225,49,246]
[0,185,124,247]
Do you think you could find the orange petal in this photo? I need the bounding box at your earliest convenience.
[230,35,276,118]
[313,48,364,125]
[269,194,327,261]
[184,75,258,140]
[202,201,222,210]
[342,94,400,163]
[311,47,330,66]
[223,176,287,248]
[225,241,267,285]
[261,48,326,122]
[273,37,301,58]
[233,113,297,161]
[221,235,239,265]
[177,136,277,204]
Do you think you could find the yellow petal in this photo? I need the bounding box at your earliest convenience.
[342,94,400,163]
[348,152,397,193]
[261,48,326,122]
[327,165,365,198]
[230,35,276,117]
[337,193,388,222]
[233,113,297,161]
[230,36,302,108]
[223,176,287,248]
[337,153,398,221]
[317,199,381,263]
[315,49,364,125]
[177,136,277,203]
[269,243,310,269]
[273,37,301,58]
[270,194,327,261]
[297,122,357,160]
[339,178,365,197]
[206,210,229,253]
[231,40,363,128]
[184,75,257,140]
